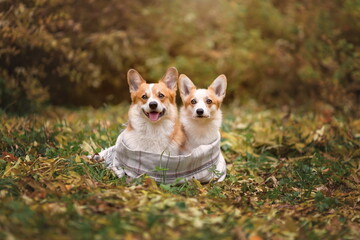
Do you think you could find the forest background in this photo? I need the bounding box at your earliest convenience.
[1,0,359,116]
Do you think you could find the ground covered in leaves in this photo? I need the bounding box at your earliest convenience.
[0,104,359,240]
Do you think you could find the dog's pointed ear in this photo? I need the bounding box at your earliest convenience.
[127,69,145,92]
[160,67,178,90]
[209,74,227,99]
[179,74,196,99]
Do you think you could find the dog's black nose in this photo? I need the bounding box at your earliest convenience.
[149,101,158,110]
[196,108,204,115]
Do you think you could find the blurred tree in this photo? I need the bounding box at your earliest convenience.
[0,0,359,115]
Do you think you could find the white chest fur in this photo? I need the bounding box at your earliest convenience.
[118,110,179,155]
[122,122,174,151]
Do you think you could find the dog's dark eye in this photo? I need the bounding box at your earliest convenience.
[142,94,148,100]
[206,99,212,104]
[191,99,197,104]
[158,93,164,99]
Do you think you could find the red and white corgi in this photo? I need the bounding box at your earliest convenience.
[178,74,227,153]
[118,67,185,155]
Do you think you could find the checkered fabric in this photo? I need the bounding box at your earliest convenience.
[97,132,226,183]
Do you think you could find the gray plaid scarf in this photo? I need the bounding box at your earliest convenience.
[97,132,226,183]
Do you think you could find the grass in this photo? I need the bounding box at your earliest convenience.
[0,103,359,239]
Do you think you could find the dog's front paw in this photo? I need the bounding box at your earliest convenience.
[87,154,103,161]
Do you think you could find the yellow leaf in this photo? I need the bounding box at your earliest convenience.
[75,154,82,163]
[3,158,21,177]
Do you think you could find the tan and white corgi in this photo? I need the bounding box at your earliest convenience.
[118,67,185,155]
[178,74,227,153]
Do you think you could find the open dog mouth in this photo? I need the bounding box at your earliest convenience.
[143,109,166,121]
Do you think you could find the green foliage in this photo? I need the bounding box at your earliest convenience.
[314,191,340,212]
[160,180,199,197]
[1,0,359,115]
[207,185,226,198]
[0,104,359,239]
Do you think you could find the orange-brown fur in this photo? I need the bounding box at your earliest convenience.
[183,89,222,109]
[169,119,186,150]
[207,88,222,109]
[152,82,177,104]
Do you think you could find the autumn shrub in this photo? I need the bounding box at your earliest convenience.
[0,0,145,113]
[0,0,359,115]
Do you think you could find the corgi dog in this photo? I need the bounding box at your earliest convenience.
[117,67,185,155]
[178,74,227,153]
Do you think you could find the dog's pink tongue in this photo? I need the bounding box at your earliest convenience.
[149,112,160,121]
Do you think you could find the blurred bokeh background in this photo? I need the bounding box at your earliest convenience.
[0,0,359,115]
